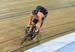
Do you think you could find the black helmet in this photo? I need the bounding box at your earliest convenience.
[32,10,38,15]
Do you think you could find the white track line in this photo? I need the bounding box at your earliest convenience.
[24,32,75,52]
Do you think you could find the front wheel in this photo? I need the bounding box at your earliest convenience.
[21,25,39,44]
[26,25,39,41]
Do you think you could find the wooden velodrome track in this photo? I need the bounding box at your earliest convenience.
[0,0,75,52]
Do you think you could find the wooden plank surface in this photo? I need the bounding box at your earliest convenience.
[0,0,75,52]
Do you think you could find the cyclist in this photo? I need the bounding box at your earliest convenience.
[28,5,48,33]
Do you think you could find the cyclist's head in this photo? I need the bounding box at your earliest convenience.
[32,10,38,16]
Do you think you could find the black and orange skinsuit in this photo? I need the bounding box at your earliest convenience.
[28,6,48,32]
[29,11,44,31]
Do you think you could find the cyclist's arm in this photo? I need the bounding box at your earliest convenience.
[29,14,34,25]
